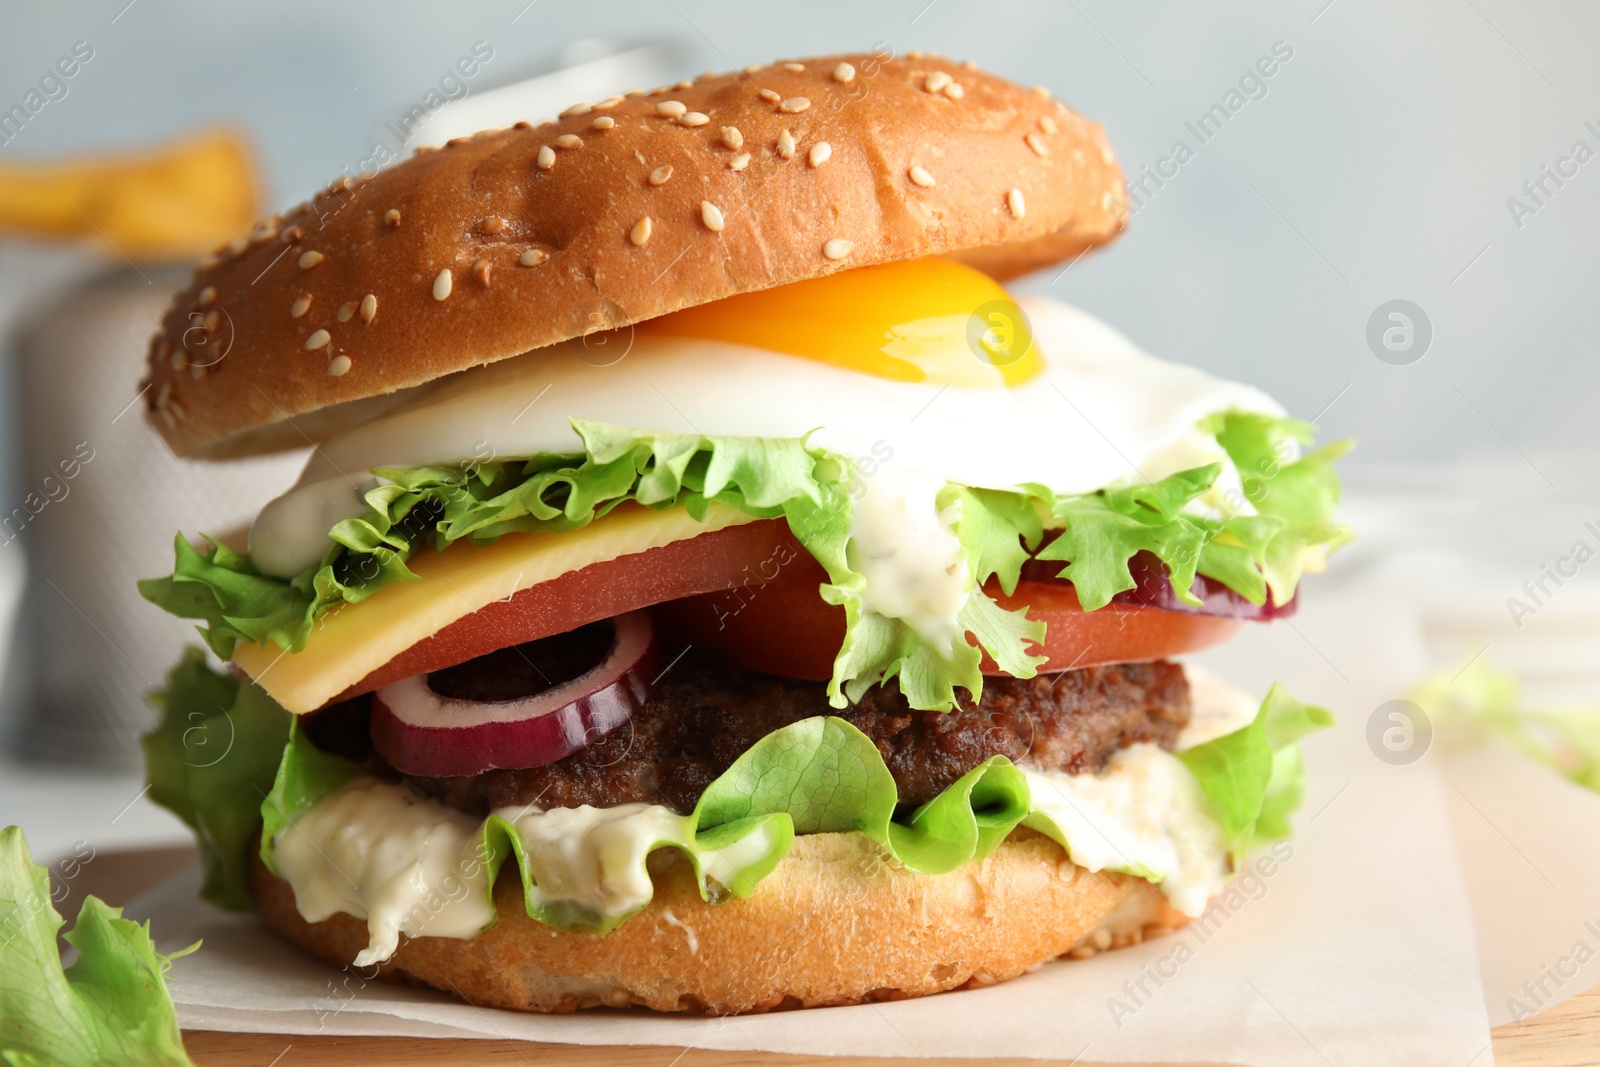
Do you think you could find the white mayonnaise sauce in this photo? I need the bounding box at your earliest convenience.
[249,474,379,578]
[274,783,779,964]
[846,468,970,650]
[271,778,496,967]
[1025,745,1231,918]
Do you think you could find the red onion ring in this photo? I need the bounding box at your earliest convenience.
[371,611,656,777]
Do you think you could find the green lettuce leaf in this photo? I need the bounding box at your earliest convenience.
[0,826,196,1067]
[1039,412,1353,610]
[1412,660,1600,793]
[1177,684,1335,854]
[142,649,290,911]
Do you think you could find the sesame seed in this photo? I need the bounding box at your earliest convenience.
[305,329,331,350]
[203,310,220,334]
[327,354,352,377]
[744,64,765,75]
[808,141,831,167]
[943,81,964,100]
[1032,85,1050,98]
[594,94,625,110]
[556,134,583,149]
[655,100,687,117]
[519,248,548,266]
[777,129,796,159]
[1101,191,1114,211]
[1007,188,1026,218]
[778,97,811,113]
[227,237,248,256]
[759,89,781,103]
[700,200,725,232]
[337,301,357,323]
[678,112,710,127]
[833,62,856,83]
[360,294,377,324]
[280,225,303,243]
[908,165,935,187]
[630,216,652,246]
[480,215,507,234]
[1101,144,1115,165]
[1025,133,1049,157]
[298,250,324,269]
[823,238,853,260]
[473,258,491,286]
[559,101,591,118]
[592,115,615,130]
[290,294,312,318]
[924,71,952,93]
[433,269,453,301]
[383,210,400,228]
[783,62,805,72]
[649,164,674,186]
[675,79,693,90]
[169,347,183,370]
[1039,115,1059,134]
[198,286,217,307]
[720,126,743,150]
[729,152,751,171]
[536,145,556,170]
[907,49,925,59]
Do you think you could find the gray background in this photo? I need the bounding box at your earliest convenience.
[3,0,1595,486]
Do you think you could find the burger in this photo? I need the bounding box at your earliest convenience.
[137,52,1349,1014]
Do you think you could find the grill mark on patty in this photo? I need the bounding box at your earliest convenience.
[379,648,1191,818]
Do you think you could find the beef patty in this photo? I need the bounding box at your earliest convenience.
[308,646,1192,818]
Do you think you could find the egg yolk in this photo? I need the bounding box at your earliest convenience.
[641,256,1044,388]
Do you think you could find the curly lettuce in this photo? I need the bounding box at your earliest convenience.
[140,413,1348,713]
[1039,412,1353,610]
[0,826,196,1067]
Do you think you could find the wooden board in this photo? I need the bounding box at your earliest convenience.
[74,848,1600,1067]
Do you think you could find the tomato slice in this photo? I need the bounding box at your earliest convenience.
[336,520,1248,699]
[334,519,796,700]
[654,552,1242,678]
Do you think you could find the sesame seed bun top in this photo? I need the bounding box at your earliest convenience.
[143,52,1128,459]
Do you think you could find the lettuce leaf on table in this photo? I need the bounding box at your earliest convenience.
[1412,660,1600,793]
[0,826,195,1067]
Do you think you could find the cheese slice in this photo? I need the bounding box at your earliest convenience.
[232,502,760,713]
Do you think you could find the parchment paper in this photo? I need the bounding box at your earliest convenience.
[128,595,1517,1066]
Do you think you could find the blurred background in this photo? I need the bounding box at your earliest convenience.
[0,0,1596,857]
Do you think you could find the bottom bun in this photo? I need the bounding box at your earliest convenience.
[251,828,1188,1014]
